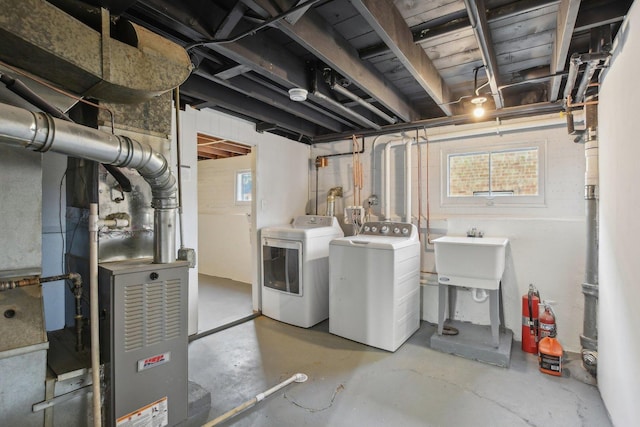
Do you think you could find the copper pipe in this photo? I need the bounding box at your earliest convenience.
[566,95,599,109]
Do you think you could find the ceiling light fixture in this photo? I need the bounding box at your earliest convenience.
[470,65,490,118]
[288,88,308,102]
[471,96,487,118]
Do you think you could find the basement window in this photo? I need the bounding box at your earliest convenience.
[235,170,252,203]
[442,141,546,207]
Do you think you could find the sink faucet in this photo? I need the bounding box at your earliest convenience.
[467,227,484,238]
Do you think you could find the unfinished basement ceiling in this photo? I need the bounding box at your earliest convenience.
[197,133,252,160]
[51,0,634,142]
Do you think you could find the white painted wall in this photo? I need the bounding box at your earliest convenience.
[312,116,586,351]
[182,107,309,312]
[41,152,67,331]
[597,4,640,425]
[198,154,253,283]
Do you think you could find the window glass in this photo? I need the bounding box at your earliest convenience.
[442,142,545,207]
[236,170,252,202]
[448,152,489,196]
[490,149,538,196]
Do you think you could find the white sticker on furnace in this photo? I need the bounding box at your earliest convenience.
[116,396,168,427]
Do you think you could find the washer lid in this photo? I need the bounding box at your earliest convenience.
[330,234,419,250]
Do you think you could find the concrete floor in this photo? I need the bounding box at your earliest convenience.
[197,274,252,333]
[189,317,611,427]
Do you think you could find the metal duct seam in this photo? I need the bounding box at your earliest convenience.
[0,102,177,263]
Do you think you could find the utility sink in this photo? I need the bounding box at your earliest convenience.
[433,236,509,290]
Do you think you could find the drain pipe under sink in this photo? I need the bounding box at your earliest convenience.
[472,288,489,303]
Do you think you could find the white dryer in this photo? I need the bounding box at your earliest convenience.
[261,215,344,327]
[329,222,420,352]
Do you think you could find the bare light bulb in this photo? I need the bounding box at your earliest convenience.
[470,96,487,118]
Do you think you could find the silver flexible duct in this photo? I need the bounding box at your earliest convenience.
[0,102,177,263]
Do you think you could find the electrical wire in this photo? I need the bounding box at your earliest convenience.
[59,170,67,275]
[186,0,323,50]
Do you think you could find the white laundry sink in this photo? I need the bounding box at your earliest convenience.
[433,236,509,290]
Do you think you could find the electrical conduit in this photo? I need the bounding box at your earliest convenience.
[89,204,101,427]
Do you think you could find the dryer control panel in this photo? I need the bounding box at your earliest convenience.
[361,222,413,237]
[293,215,337,228]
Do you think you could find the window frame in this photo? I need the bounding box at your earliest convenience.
[235,169,252,205]
[440,140,547,208]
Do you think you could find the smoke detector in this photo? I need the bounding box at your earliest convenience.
[288,88,308,102]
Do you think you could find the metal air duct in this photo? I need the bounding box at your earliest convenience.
[0,0,192,104]
[0,102,177,263]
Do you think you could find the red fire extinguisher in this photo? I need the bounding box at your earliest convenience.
[538,303,557,340]
[521,284,540,354]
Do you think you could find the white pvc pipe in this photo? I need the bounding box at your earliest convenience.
[89,203,102,427]
[405,138,412,223]
[585,137,598,186]
[381,115,569,221]
[383,137,423,222]
[383,138,406,220]
[202,373,308,426]
[472,288,489,303]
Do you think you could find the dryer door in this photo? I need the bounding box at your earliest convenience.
[261,238,303,296]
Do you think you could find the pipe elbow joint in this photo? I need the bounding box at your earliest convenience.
[68,272,82,287]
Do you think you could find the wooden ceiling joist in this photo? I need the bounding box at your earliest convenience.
[196,133,251,160]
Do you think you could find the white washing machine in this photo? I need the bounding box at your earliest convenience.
[329,222,420,352]
[261,215,344,327]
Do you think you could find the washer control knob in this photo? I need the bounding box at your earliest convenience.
[380,225,389,234]
[402,227,410,235]
[364,225,370,232]
[393,227,400,234]
[371,226,378,233]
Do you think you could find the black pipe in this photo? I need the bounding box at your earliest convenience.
[103,164,132,192]
[316,136,366,159]
[0,72,133,193]
[0,73,71,121]
[312,102,563,143]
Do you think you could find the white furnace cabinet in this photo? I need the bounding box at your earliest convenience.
[99,260,189,427]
